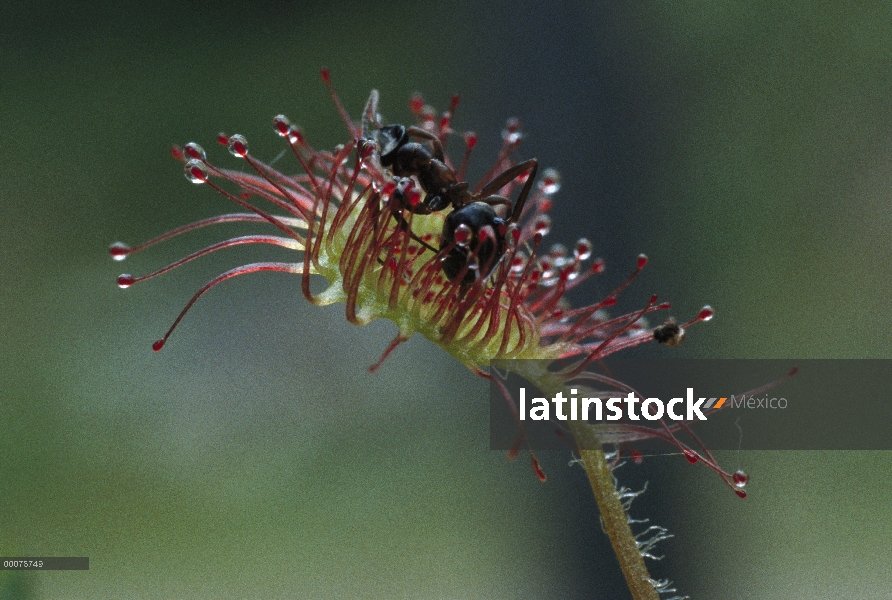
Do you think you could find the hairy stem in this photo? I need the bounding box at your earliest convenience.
[527,367,660,599]
[569,421,659,600]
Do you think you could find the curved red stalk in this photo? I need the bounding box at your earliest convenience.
[120,235,301,286]
[152,262,302,352]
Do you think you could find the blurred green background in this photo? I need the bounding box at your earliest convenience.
[2,1,891,598]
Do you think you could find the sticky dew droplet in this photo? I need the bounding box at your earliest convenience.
[506,224,521,248]
[273,115,290,137]
[109,242,130,261]
[184,160,208,184]
[453,223,472,247]
[540,168,561,194]
[287,127,304,146]
[574,238,592,261]
[547,244,567,260]
[590,258,605,274]
[227,134,248,158]
[409,93,424,115]
[183,142,206,161]
[534,215,551,236]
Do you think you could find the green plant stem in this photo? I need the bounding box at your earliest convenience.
[568,421,659,600]
[514,367,660,599]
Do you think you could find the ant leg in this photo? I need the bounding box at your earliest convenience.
[508,159,538,223]
[478,158,538,199]
[361,90,382,137]
[390,210,439,254]
[477,194,512,209]
[406,126,446,162]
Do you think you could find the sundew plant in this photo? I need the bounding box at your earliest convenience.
[111,69,739,599]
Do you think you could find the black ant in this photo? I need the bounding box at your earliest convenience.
[439,159,538,284]
[373,124,469,214]
[366,122,538,284]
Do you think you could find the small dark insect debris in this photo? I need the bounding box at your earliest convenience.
[653,318,685,347]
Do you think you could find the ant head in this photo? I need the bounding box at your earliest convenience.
[440,202,507,283]
[374,124,408,166]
